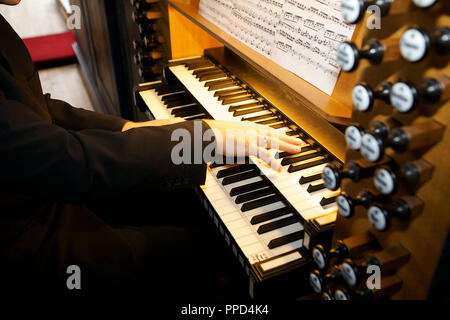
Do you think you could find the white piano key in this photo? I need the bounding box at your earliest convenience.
[226,218,249,231]
[170,65,239,121]
[300,204,338,221]
[221,211,244,223]
[236,234,260,247]
[232,225,255,239]
[139,89,171,119]
[267,240,303,258]
[241,242,266,258]
[259,251,302,272]
[239,201,286,217]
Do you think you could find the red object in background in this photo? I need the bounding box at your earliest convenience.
[22,31,77,69]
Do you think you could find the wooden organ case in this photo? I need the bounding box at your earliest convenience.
[130,0,449,299]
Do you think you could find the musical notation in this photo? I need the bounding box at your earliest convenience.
[199,0,355,95]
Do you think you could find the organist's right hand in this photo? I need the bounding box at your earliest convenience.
[203,120,303,172]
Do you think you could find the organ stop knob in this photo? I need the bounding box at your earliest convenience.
[322,158,391,191]
[368,196,424,231]
[345,123,365,150]
[373,159,433,195]
[337,190,387,218]
[338,37,401,73]
[352,82,392,112]
[309,266,342,294]
[360,120,445,162]
[390,75,450,113]
[340,244,410,287]
[340,0,439,25]
[333,275,402,300]
[312,232,376,270]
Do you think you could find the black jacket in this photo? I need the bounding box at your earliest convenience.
[0,14,209,291]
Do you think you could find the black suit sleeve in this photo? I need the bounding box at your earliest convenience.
[44,94,127,131]
[0,98,213,203]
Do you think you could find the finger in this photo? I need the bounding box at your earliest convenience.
[278,133,303,145]
[271,138,302,154]
[250,143,282,172]
[252,124,304,146]
[261,136,302,154]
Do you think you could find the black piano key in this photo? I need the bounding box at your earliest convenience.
[222,95,254,106]
[228,102,261,112]
[276,145,315,159]
[168,103,194,112]
[276,152,291,159]
[299,144,315,151]
[235,187,274,205]
[161,92,191,101]
[241,194,281,212]
[255,117,280,125]
[234,106,266,117]
[270,123,287,129]
[211,156,249,168]
[192,67,219,76]
[229,180,270,197]
[199,72,227,82]
[257,216,299,235]
[320,194,338,207]
[183,58,208,66]
[173,107,205,118]
[299,172,323,185]
[165,98,197,108]
[195,69,224,79]
[281,150,321,166]
[217,92,249,101]
[170,106,193,116]
[268,231,304,249]
[205,80,235,91]
[216,164,255,179]
[307,182,326,193]
[187,61,214,70]
[213,87,245,97]
[222,170,260,186]
[250,207,293,225]
[156,85,185,96]
[241,113,274,122]
[288,156,328,173]
[285,130,299,136]
[209,162,226,169]
[161,92,188,102]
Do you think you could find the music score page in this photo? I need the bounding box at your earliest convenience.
[199,0,355,95]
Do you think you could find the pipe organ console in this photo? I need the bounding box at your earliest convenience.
[124,0,449,299]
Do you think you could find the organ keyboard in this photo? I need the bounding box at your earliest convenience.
[136,54,341,298]
[127,0,449,300]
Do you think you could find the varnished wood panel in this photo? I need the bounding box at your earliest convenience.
[167,0,357,125]
[168,3,222,60]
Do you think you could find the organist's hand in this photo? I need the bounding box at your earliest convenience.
[122,118,186,131]
[203,120,303,172]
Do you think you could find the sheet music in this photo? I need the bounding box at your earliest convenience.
[199,0,355,95]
